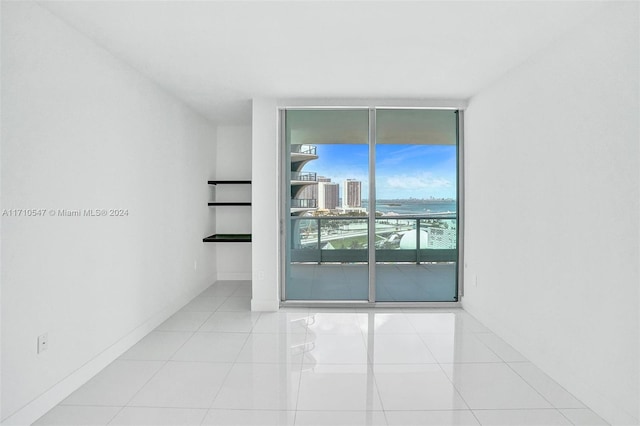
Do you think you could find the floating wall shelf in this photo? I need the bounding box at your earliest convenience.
[203,233,252,243]
[203,180,252,243]
[207,180,251,185]
[208,202,251,206]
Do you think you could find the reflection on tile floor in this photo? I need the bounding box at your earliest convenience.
[287,263,457,301]
[35,280,608,426]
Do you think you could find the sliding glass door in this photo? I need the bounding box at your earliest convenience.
[283,108,459,303]
[374,109,458,301]
[285,109,370,300]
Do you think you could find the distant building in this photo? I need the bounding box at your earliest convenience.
[290,144,319,213]
[426,227,457,249]
[296,184,317,203]
[297,175,330,206]
[342,179,362,208]
[318,182,339,210]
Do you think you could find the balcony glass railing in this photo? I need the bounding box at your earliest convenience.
[291,199,318,209]
[290,215,457,263]
[291,171,317,182]
[291,144,317,155]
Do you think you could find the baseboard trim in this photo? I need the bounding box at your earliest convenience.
[251,298,279,312]
[1,278,214,426]
[217,272,252,281]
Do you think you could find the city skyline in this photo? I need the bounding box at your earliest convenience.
[311,143,457,200]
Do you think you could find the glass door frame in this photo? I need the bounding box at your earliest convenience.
[278,102,466,307]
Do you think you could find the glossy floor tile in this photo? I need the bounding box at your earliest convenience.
[508,362,586,409]
[251,311,308,334]
[559,408,609,425]
[441,363,553,409]
[33,406,121,426]
[155,311,212,332]
[366,333,438,364]
[295,410,387,426]
[373,364,468,410]
[109,407,207,425]
[358,311,416,334]
[218,296,252,311]
[36,281,606,426]
[236,332,306,364]
[302,333,369,365]
[474,332,528,362]
[119,331,192,361]
[128,361,231,408]
[171,332,248,362]
[180,296,226,313]
[385,410,480,426]
[212,363,300,410]
[199,310,261,332]
[296,364,383,411]
[419,332,502,363]
[60,360,164,406]
[472,409,572,426]
[202,409,295,426]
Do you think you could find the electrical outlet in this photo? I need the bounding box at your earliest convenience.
[194,260,198,271]
[38,333,49,354]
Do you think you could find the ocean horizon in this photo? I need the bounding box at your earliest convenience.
[361,199,457,216]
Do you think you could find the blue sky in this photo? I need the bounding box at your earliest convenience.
[310,144,457,200]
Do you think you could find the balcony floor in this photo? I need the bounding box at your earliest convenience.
[287,263,457,302]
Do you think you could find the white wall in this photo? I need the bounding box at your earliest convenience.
[215,126,252,280]
[1,3,217,423]
[250,99,280,311]
[463,3,639,425]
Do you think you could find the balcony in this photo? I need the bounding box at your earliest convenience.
[287,215,458,302]
[291,171,317,182]
[290,215,456,263]
[291,145,318,165]
[291,199,318,209]
[292,145,317,155]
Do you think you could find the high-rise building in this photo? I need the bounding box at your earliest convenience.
[342,179,362,208]
[290,145,319,212]
[296,184,317,202]
[296,175,330,206]
[318,182,339,210]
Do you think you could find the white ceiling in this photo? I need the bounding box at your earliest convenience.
[40,1,604,125]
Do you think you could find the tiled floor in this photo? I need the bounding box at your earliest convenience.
[34,280,609,426]
[287,264,457,301]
